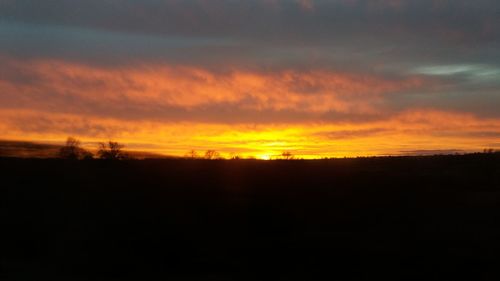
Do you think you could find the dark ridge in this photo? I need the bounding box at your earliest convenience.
[0,140,61,158]
[0,140,171,159]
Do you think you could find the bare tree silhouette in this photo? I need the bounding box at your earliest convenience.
[281,151,294,160]
[186,150,198,159]
[59,137,93,160]
[204,150,221,160]
[97,141,126,160]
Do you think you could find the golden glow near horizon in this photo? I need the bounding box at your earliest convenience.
[2,108,499,158]
[1,1,500,158]
[0,59,499,158]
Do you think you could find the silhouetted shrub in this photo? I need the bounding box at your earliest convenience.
[204,150,221,160]
[281,151,294,160]
[97,141,126,160]
[59,137,93,160]
[186,150,199,159]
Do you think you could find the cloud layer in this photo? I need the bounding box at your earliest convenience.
[1,0,499,157]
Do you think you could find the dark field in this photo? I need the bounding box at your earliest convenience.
[2,155,500,280]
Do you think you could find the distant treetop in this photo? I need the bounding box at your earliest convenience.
[59,137,93,160]
[97,141,126,160]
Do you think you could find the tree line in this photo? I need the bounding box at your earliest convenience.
[59,137,299,160]
[185,149,296,160]
[59,137,499,160]
[59,137,126,160]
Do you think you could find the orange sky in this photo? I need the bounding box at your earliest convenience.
[1,58,499,159]
[1,0,499,158]
[1,58,499,158]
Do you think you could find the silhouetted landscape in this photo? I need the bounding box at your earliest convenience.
[2,154,500,280]
[2,1,500,280]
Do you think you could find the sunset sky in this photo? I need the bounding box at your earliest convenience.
[1,0,499,158]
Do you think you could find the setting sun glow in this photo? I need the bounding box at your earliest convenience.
[1,0,499,158]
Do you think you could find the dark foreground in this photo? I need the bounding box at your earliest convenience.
[2,155,500,280]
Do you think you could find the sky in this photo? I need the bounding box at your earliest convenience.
[1,0,499,158]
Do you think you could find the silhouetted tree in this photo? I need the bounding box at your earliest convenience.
[204,150,220,160]
[97,141,126,160]
[281,151,294,160]
[59,137,93,160]
[186,150,198,159]
[229,152,240,160]
[483,148,495,154]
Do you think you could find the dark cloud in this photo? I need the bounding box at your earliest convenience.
[434,131,500,139]
[0,140,61,158]
[314,128,390,139]
[0,0,499,68]
[398,149,466,156]
[1,0,498,42]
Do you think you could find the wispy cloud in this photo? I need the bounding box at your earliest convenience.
[0,57,425,121]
